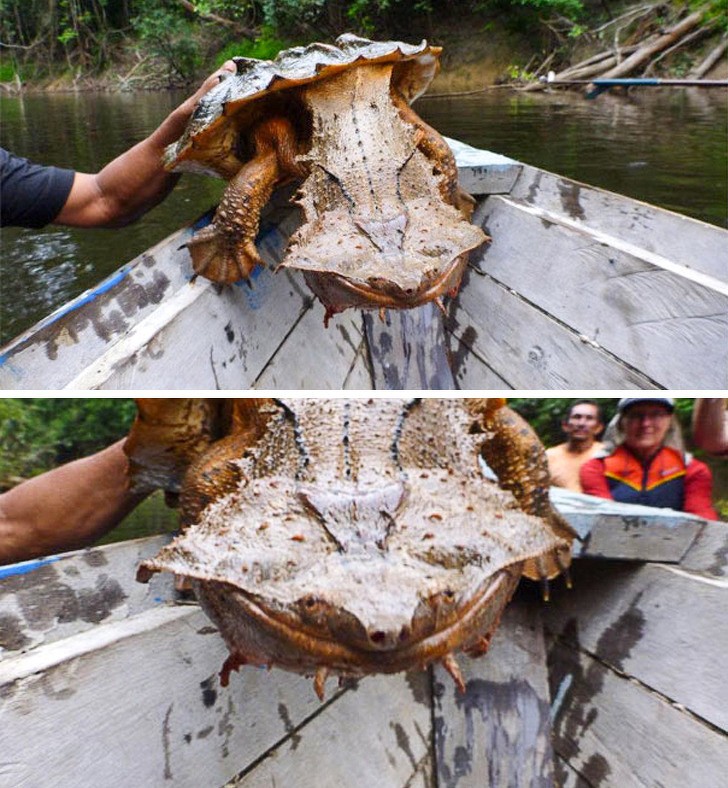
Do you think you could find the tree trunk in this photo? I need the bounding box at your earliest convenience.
[689,35,728,78]
[599,10,704,78]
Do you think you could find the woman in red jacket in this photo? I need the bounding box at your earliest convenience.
[580,397,717,520]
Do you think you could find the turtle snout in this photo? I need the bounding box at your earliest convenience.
[365,623,413,650]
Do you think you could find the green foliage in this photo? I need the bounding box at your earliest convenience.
[261,0,327,30]
[690,0,728,33]
[216,29,290,63]
[505,63,537,82]
[0,399,136,489]
[509,398,618,446]
[0,60,16,82]
[132,0,202,80]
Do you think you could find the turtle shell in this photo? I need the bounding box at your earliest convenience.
[164,34,442,179]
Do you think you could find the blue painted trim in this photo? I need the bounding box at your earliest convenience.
[0,555,60,580]
[0,266,131,365]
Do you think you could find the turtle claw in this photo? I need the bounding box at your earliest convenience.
[540,577,551,602]
[220,652,247,687]
[314,666,329,701]
[441,653,466,694]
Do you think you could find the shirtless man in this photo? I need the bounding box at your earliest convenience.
[546,400,604,493]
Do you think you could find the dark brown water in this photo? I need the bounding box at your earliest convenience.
[1,87,726,345]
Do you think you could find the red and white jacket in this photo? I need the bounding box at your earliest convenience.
[580,445,717,520]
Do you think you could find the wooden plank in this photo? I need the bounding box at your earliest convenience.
[231,671,433,787]
[445,327,512,389]
[475,193,728,388]
[433,595,554,788]
[0,222,195,390]
[65,267,309,389]
[446,266,657,388]
[550,487,705,562]
[342,334,376,389]
[364,304,455,389]
[543,560,728,732]
[509,164,728,281]
[555,756,592,788]
[448,138,522,196]
[0,536,173,658]
[0,604,335,788]
[680,519,728,578]
[254,302,369,389]
[548,640,728,787]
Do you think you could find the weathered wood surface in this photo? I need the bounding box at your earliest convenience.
[475,200,727,388]
[548,638,728,788]
[0,605,329,788]
[0,536,172,658]
[544,560,728,732]
[680,517,728,578]
[364,304,456,390]
[551,487,707,562]
[446,265,659,389]
[445,139,522,196]
[252,300,370,389]
[508,163,728,282]
[229,671,433,788]
[433,594,553,788]
[3,139,727,390]
[0,584,435,787]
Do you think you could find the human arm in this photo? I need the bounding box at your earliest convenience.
[0,440,150,565]
[579,457,613,500]
[684,460,718,520]
[692,398,728,456]
[53,61,236,228]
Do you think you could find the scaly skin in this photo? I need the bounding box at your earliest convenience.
[390,88,477,219]
[186,117,305,283]
[129,399,572,699]
[467,398,575,587]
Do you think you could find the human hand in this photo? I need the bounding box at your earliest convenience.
[155,60,237,148]
[175,60,237,124]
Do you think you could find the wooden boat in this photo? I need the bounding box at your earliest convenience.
[1,491,726,786]
[0,139,725,390]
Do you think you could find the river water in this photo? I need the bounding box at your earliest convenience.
[1,87,726,345]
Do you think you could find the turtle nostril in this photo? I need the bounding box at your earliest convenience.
[399,625,411,643]
[370,630,387,645]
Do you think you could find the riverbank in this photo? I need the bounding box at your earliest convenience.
[2,4,725,96]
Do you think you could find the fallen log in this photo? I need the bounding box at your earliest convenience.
[599,10,704,78]
[689,34,728,78]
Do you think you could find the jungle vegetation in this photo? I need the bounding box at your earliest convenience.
[1,0,725,86]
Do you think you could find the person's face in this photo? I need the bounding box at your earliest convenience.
[621,404,672,455]
[563,404,602,442]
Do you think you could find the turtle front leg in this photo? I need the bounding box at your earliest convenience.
[186,117,304,284]
[465,399,575,592]
[390,89,476,220]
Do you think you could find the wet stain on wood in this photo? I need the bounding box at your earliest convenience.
[594,591,646,671]
[582,752,612,786]
[163,703,174,780]
[6,566,127,636]
[436,677,552,788]
[200,676,218,708]
[0,612,31,650]
[277,702,302,750]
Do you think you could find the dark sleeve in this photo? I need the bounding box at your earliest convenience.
[580,457,612,500]
[684,459,718,520]
[1,148,76,228]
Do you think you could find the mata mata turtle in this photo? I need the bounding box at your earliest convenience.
[129,399,573,700]
[165,35,487,321]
